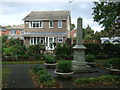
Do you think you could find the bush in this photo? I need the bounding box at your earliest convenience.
[2,56,17,61]
[55,43,73,60]
[107,58,120,69]
[56,54,69,60]
[32,65,45,73]
[43,80,56,87]
[31,65,58,88]
[85,54,95,62]
[45,55,56,64]
[84,43,120,59]
[22,54,29,60]
[56,60,72,73]
[95,53,108,59]
[36,70,48,76]
[38,74,53,83]
[34,54,42,60]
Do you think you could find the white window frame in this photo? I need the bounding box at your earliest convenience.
[10,30,16,35]
[49,20,53,28]
[39,21,43,28]
[30,37,34,45]
[58,20,62,28]
[58,37,63,43]
[29,21,43,28]
[30,37,45,45]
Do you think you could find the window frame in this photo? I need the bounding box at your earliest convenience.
[58,20,62,28]
[29,21,43,28]
[49,20,53,28]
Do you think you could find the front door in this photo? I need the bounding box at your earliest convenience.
[48,37,54,50]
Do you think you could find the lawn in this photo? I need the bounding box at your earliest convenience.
[2,67,10,84]
[95,59,109,66]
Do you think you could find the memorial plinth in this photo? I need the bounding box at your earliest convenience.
[72,17,91,73]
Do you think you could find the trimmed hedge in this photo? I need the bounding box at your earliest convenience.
[107,58,120,69]
[55,43,120,60]
[85,54,95,62]
[56,60,72,73]
[84,43,120,59]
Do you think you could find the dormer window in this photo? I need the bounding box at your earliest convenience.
[49,20,53,28]
[58,20,62,28]
[29,21,43,28]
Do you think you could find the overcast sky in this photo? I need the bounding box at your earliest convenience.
[0,0,103,32]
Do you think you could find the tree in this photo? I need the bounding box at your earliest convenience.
[92,2,120,36]
[70,24,76,31]
[83,25,94,40]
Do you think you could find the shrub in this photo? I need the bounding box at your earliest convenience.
[38,74,53,83]
[56,60,72,73]
[43,80,55,87]
[32,65,45,73]
[107,58,120,69]
[22,54,29,60]
[34,54,42,60]
[55,43,73,60]
[95,53,108,59]
[36,70,48,76]
[45,55,56,64]
[85,54,95,62]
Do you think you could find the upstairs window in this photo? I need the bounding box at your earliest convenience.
[58,20,62,28]
[49,20,53,28]
[10,30,16,35]
[29,21,43,28]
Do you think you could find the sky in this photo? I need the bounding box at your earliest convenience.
[0,0,104,32]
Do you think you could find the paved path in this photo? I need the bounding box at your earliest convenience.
[46,66,120,88]
[3,64,40,88]
[2,64,120,88]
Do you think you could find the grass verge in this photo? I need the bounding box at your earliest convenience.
[2,61,45,65]
[2,67,11,87]
[74,75,120,86]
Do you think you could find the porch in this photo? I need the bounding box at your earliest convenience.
[29,37,64,50]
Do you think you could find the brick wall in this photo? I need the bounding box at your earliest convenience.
[24,20,67,33]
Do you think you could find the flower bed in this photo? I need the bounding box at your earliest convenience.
[30,65,60,88]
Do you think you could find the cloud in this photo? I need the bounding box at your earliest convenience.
[0,2,102,31]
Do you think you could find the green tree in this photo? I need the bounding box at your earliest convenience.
[83,25,94,40]
[92,2,120,36]
[70,24,76,31]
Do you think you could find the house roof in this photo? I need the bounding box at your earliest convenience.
[6,24,24,30]
[23,11,70,21]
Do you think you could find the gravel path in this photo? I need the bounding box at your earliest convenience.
[3,64,40,88]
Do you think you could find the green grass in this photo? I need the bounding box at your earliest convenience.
[2,61,45,65]
[2,67,10,83]
[74,75,120,86]
[95,59,109,66]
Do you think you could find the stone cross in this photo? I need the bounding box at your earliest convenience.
[77,17,83,45]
